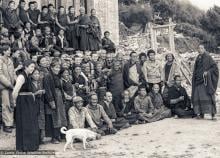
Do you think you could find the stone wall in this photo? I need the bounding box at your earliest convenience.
[93,0,119,45]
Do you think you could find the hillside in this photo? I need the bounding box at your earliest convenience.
[119,0,220,53]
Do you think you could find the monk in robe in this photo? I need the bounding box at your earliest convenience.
[88,9,101,51]
[77,7,91,51]
[102,31,116,53]
[100,92,130,130]
[108,60,124,112]
[134,86,161,123]
[27,1,40,29]
[164,75,195,118]
[148,84,172,120]
[3,1,22,36]
[192,44,219,120]
[118,90,140,124]
[86,93,117,136]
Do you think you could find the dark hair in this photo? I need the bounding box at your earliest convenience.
[104,91,112,97]
[139,52,147,59]
[14,32,22,40]
[130,51,137,57]
[59,6,64,10]
[8,1,15,6]
[74,65,81,69]
[19,0,25,4]
[24,21,31,26]
[48,3,54,8]
[165,53,174,60]
[23,59,35,68]
[37,56,46,65]
[104,31,110,36]
[138,85,146,91]
[60,68,69,75]
[0,45,10,55]
[174,75,181,81]
[59,28,65,32]
[68,6,74,11]
[28,1,35,6]
[50,58,60,68]
[147,49,156,57]
[42,6,48,10]
[91,9,95,13]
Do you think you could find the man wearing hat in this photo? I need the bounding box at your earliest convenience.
[68,96,97,130]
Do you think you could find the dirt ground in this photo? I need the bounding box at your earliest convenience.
[0,117,220,158]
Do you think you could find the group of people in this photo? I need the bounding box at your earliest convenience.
[0,0,116,54]
[0,0,219,153]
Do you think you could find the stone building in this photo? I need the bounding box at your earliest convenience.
[2,0,119,44]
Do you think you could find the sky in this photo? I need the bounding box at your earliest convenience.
[182,0,220,10]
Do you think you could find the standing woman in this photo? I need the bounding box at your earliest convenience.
[12,60,39,151]
[43,61,67,144]
[67,6,79,50]
[88,9,101,51]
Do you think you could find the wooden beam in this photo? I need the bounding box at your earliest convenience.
[152,24,176,29]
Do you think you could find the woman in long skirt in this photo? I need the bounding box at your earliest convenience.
[43,61,67,143]
[12,60,39,151]
[31,68,46,144]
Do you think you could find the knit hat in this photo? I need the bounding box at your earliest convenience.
[73,96,83,103]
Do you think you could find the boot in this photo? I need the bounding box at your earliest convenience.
[3,126,12,133]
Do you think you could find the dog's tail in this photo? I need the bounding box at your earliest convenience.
[60,127,67,134]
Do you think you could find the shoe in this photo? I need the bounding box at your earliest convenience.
[138,120,146,124]
[51,138,60,144]
[3,126,12,133]
[120,123,131,130]
[10,124,16,129]
[40,137,46,144]
[56,137,62,142]
[200,114,204,119]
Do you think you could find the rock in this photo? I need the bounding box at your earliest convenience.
[132,133,139,136]
[175,131,182,134]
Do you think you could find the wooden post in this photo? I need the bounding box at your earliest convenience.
[168,18,175,53]
[74,0,81,16]
[149,22,157,52]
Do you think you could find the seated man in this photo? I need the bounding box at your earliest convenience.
[72,66,88,102]
[0,27,11,46]
[164,75,195,118]
[40,26,54,51]
[86,93,117,136]
[118,90,140,125]
[134,86,161,123]
[148,84,172,120]
[68,96,97,130]
[100,92,130,130]
[54,29,69,53]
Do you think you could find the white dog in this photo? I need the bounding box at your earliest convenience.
[60,127,101,151]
